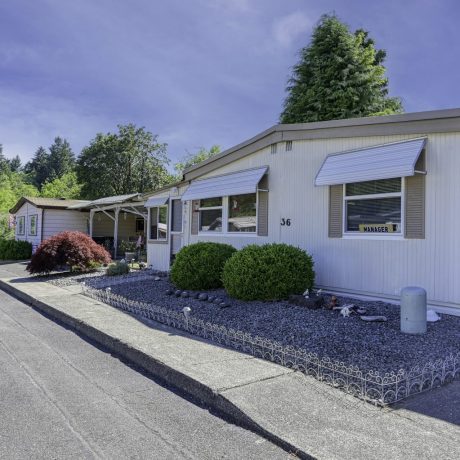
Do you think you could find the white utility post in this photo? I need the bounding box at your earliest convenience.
[113,208,120,259]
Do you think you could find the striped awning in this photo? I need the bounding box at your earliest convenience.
[315,138,427,186]
[181,166,268,201]
[145,196,169,207]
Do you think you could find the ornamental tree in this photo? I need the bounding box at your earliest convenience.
[280,14,403,124]
[27,231,111,274]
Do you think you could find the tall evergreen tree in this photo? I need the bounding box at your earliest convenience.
[48,137,76,179]
[280,14,403,124]
[24,146,51,188]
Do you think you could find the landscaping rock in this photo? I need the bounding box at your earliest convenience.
[213,297,222,304]
[181,291,189,298]
[288,294,324,309]
[165,289,173,296]
[207,295,215,302]
[193,292,201,299]
[198,293,208,301]
[219,302,231,309]
[360,315,387,322]
[174,290,182,297]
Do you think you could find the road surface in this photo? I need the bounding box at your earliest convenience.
[0,289,289,459]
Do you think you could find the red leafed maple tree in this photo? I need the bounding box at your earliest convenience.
[27,231,111,274]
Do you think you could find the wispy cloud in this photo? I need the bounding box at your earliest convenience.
[273,12,313,48]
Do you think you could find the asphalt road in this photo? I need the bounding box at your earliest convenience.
[0,289,289,460]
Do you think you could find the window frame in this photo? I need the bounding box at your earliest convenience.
[148,204,169,243]
[17,216,25,236]
[198,194,258,236]
[198,197,223,234]
[170,198,183,234]
[29,214,38,236]
[342,178,405,239]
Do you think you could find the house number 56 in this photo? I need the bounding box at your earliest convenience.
[280,218,291,226]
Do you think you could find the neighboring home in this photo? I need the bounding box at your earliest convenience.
[9,197,90,252]
[144,108,460,314]
[10,194,149,258]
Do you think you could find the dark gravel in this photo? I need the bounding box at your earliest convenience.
[85,276,460,376]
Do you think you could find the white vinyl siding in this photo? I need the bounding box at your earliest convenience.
[188,132,460,310]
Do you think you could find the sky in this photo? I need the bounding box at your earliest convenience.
[0,0,459,169]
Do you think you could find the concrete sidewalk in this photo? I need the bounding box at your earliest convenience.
[0,262,459,460]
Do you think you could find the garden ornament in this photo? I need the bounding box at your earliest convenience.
[427,310,441,322]
[303,289,309,298]
[329,295,338,309]
[182,306,191,320]
[340,304,354,318]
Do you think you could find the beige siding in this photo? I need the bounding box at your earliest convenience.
[42,210,89,240]
[92,212,139,241]
[187,132,460,310]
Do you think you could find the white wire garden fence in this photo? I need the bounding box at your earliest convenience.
[81,281,460,406]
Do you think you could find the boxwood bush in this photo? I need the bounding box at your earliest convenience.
[106,260,130,276]
[222,243,315,301]
[171,242,237,290]
[0,239,32,260]
[27,231,111,274]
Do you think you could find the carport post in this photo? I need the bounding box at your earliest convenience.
[89,209,94,238]
[113,208,120,259]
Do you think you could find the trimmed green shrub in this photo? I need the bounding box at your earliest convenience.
[27,231,111,274]
[222,243,315,301]
[0,239,32,260]
[106,260,130,276]
[171,242,237,290]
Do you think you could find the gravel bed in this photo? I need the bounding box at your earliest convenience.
[98,276,460,376]
[47,270,161,287]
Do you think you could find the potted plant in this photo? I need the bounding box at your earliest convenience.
[119,240,137,262]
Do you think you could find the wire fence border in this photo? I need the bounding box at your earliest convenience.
[81,280,460,406]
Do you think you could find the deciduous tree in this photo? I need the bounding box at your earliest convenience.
[77,124,170,199]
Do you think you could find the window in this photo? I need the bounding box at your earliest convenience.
[344,178,402,234]
[285,140,292,151]
[228,193,256,232]
[29,215,38,236]
[17,216,25,235]
[150,205,168,241]
[199,197,222,232]
[197,194,257,234]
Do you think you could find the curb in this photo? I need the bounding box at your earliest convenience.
[0,279,312,460]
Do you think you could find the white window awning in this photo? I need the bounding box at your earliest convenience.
[315,138,427,186]
[145,196,169,207]
[181,166,268,201]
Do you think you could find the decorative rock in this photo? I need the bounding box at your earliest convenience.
[213,297,222,304]
[165,289,173,296]
[219,302,231,309]
[154,276,161,281]
[198,293,208,301]
[288,294,324,309]
[360,315,387,322]
[193,292,201,299]
[181,291,189,298]
[356,308,367,315]
[207,295,215,302]
[174,290,182,297]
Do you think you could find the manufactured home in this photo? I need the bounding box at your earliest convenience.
[9,197,90,251]
[145,108,460,314]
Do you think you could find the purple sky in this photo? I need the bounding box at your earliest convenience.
[0,0,458,168]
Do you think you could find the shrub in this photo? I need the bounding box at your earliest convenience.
[106,260,130,276]
[222,243,315,301]
[0,239,32,260]
[171,242,237,290]
[27,231,111,274]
